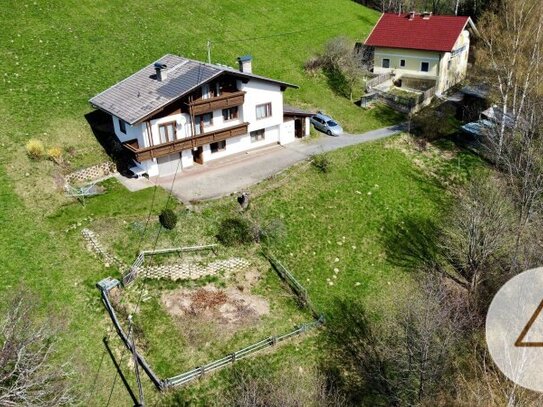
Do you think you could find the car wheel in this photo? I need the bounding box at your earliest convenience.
[326,130,332,136]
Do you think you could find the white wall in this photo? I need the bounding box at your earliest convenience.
[436,30,470,93]
[201,124,281,163]
[241,79,284,133]
[112,116,144,144]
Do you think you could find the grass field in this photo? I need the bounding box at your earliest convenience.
[0,1,479,405]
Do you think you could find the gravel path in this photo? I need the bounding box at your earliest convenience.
[139,123,406,202]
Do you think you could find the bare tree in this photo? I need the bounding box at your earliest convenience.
[477,0,543,157]
[0,293,73,406]
[438,179,514,304]
[326,275,468,406]
[227,363,347,407]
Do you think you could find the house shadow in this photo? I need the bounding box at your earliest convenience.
[84,109,134,176]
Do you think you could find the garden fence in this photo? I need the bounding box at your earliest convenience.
[97,250,323,390]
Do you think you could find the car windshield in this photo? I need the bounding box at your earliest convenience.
[327,120,337,127]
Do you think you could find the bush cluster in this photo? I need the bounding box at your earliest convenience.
[216,217,256,246]
[311,153,331,173]
[159,208,178,230]
[25,138,64,164]
[25,139,45,159]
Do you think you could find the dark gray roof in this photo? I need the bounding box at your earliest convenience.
[283,104,314,117]
[89,54,298,125]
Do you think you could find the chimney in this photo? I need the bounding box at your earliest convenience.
[237,55,252,73]
[154,62,168,81]
[408,11,416,20]
[422,11,432,19]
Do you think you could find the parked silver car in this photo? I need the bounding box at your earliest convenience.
[310,112,343,136]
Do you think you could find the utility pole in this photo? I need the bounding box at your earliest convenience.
[207,40,212,64]
[128,315,145,407]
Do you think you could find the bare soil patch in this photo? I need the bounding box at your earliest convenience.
[161,284,270,345]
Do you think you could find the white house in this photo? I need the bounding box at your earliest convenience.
[364,12,477,94]
[90,54,311,177]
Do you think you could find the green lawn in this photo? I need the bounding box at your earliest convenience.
[0,0,477,405]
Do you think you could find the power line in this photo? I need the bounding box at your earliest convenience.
[103,183,160,406]
[210,17,364,45]
[108,158,183,406]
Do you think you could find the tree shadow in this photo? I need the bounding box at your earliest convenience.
[322,299,399,406]
[380,214,440,271]
[84,109,134,175]
[323,66,351,99]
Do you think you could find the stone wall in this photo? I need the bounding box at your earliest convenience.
[140,258,250,281]
[66,161,117,184]
[81,228,126,269]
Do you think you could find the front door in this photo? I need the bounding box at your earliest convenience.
[192,146,204,164]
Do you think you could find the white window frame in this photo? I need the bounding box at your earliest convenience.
[158,121,176,144]
[255,103,272,120]
[399,59,406,68]
[222,106,238,121]
[382,58,390,68]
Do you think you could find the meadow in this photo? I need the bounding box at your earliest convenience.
[0,0,478,405]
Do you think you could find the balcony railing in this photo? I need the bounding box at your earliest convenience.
[123,122,249,162]
[189,91,245,115]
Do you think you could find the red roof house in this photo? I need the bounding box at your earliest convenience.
[364,13,472,52]
[363,12,476,95]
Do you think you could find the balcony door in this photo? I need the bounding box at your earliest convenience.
[195,113,212,135]
[158,122,176,144]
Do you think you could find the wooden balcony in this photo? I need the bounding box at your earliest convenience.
[189,91,245,115]
[123,122,249,162]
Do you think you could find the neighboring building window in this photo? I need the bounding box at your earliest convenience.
[158,122,176,144]
[119,119,126,134]
[195,113,213,135]
[447,59,452,69]
[421,62,430,72]
[210,140,226,153]
[255,103,272,120]
[250,129,265,143]
[222,106,238,121]
[382,58,390,68]
[399,59,406,68]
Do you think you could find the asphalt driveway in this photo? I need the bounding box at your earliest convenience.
[154,123,406,203]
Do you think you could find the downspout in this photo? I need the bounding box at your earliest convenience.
[436,53,442,96]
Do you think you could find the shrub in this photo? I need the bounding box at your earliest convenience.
[46,146,63,164]
[258,219,287,244]
[216,217,255,246]
[304,56,323,74]
[25,139,45,159]
[159,208,178,230]
[311,153,331,173]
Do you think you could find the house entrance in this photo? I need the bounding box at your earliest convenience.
[192,146,204,164]
[294,118,303,138]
